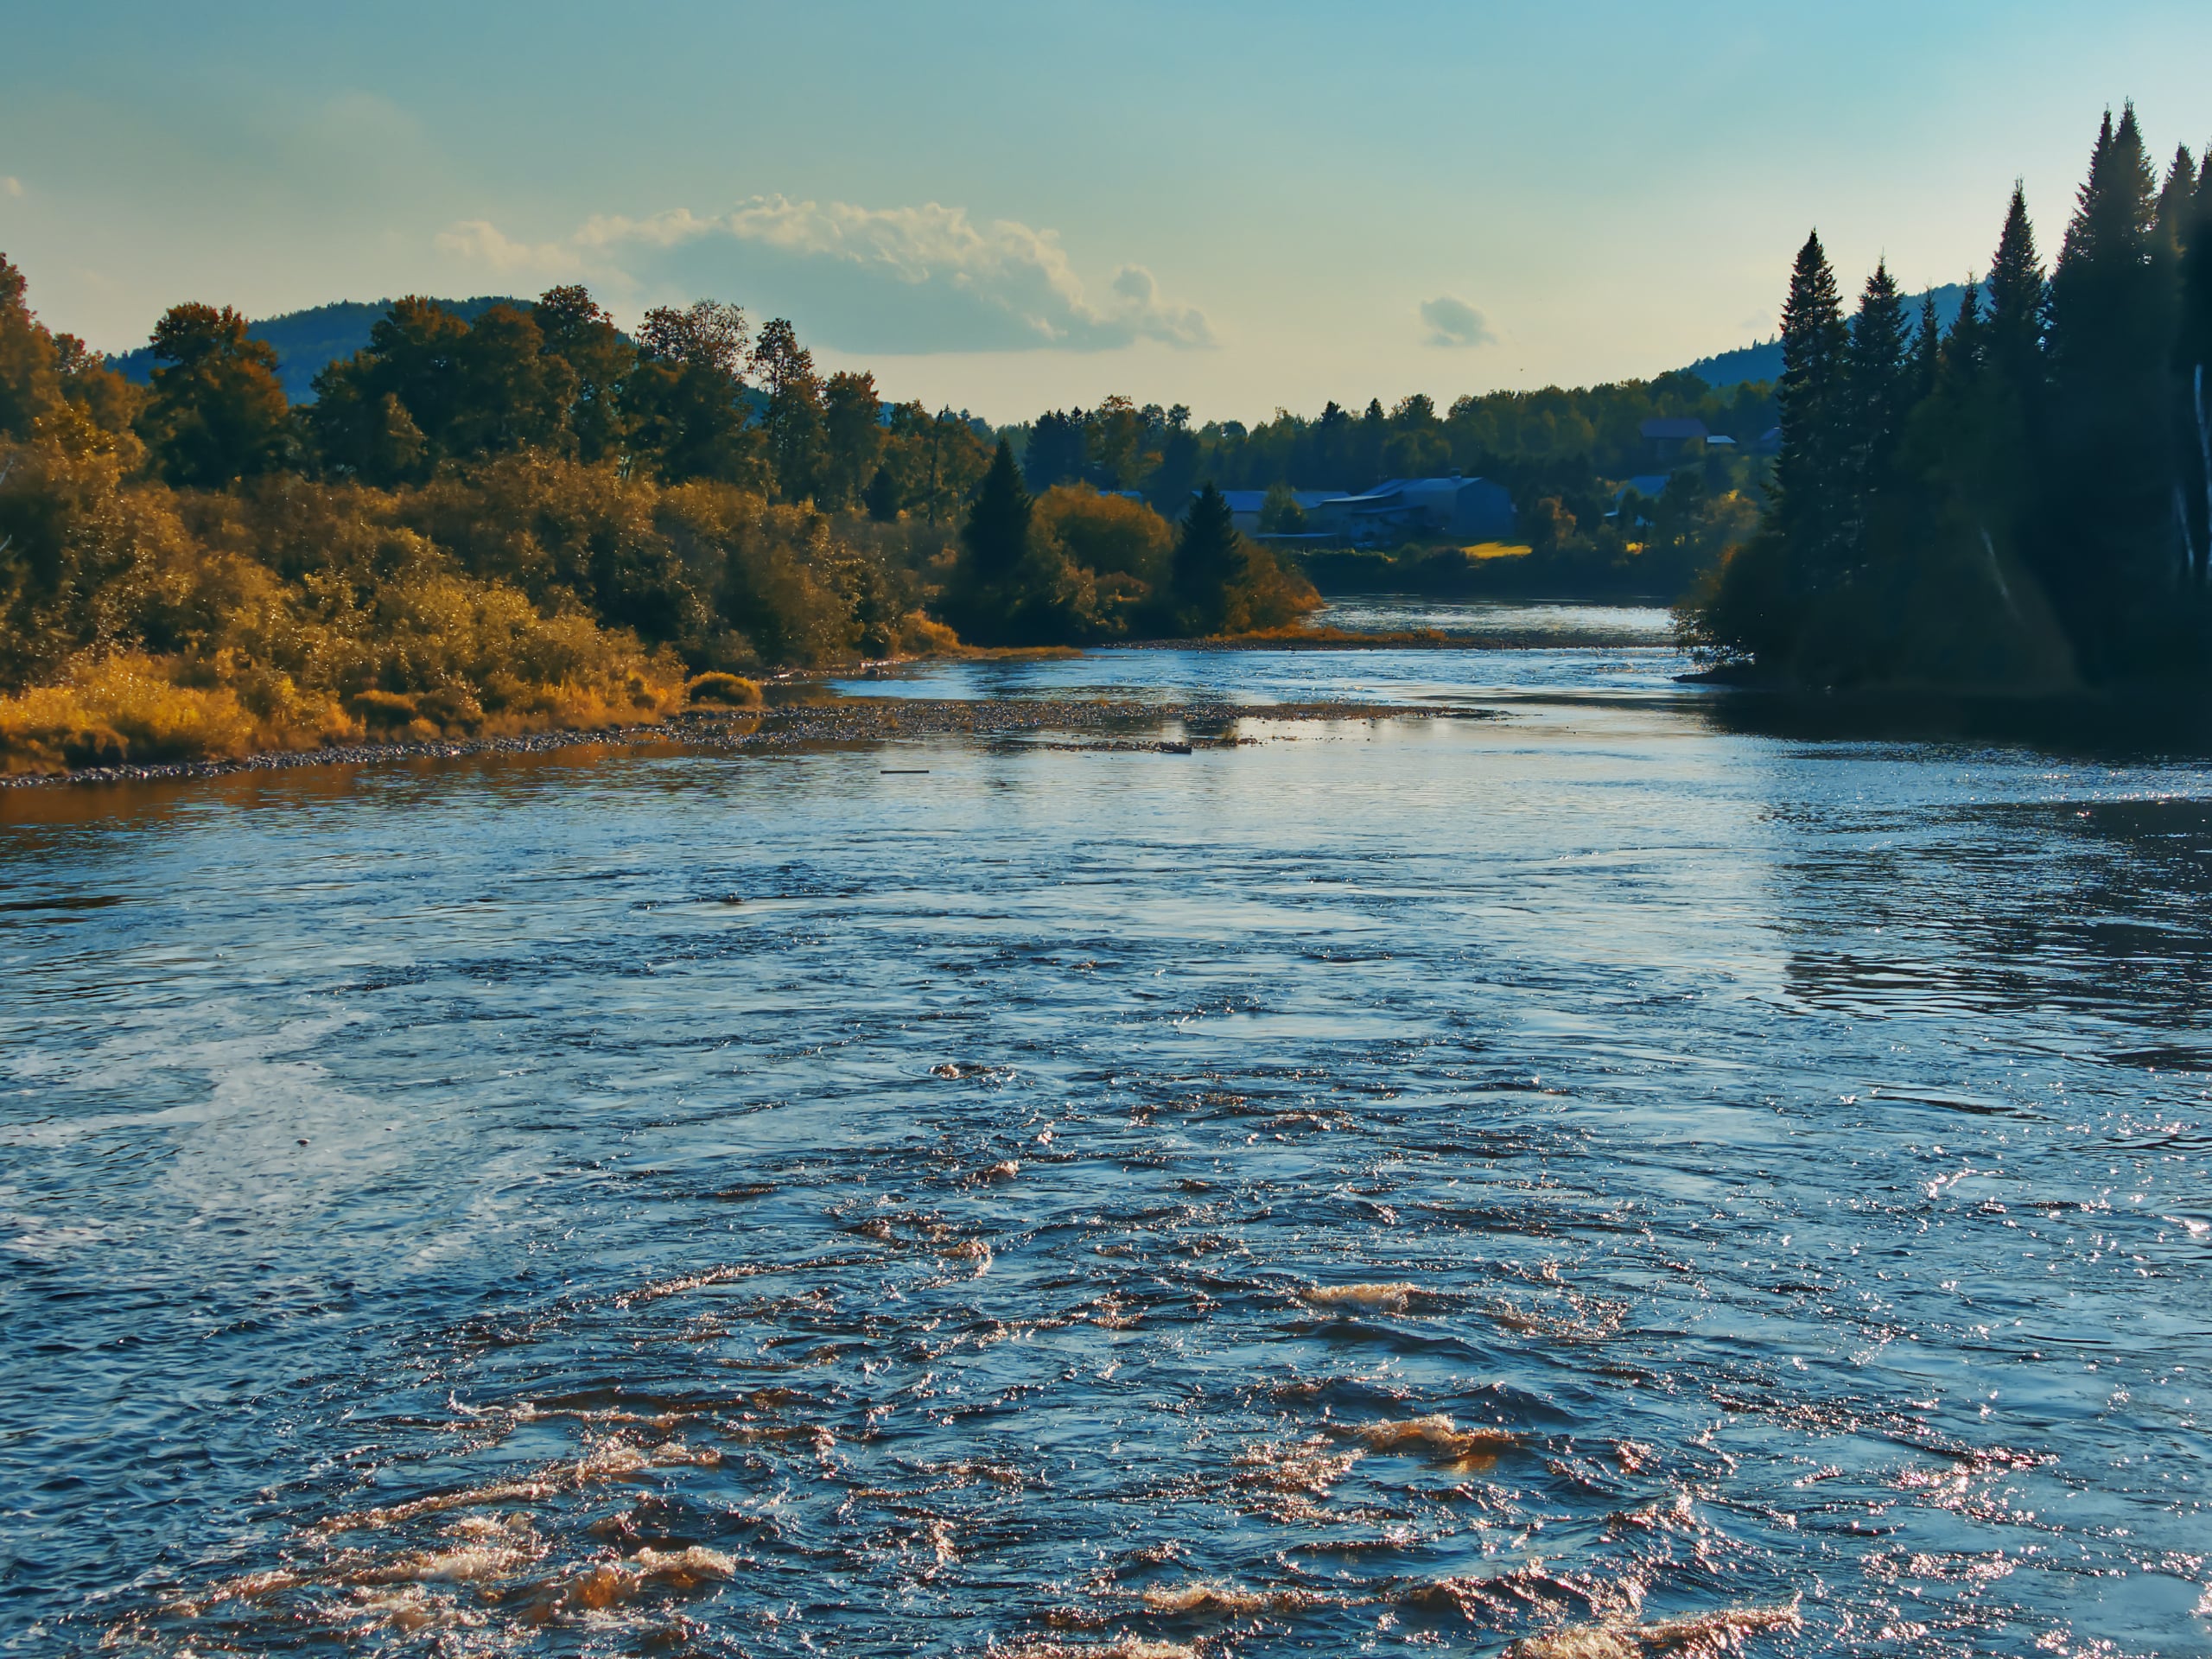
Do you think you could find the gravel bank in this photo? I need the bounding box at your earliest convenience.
[0,696,1479,791]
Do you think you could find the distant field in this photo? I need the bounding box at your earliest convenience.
[1465,542,1533,560]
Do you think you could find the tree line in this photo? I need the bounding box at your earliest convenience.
[1686,106,2212,690]
[1008,375,1777,600]
[0,263,1313,769]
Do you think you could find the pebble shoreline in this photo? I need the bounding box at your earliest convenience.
[0,696,1477,791]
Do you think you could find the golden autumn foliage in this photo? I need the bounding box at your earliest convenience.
[683,671,763,709]
[0,260,1340,775]
[0,434,695,772]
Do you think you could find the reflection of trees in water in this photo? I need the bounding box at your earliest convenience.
[1777,796,2212,1051]
[1694,684,2212,755]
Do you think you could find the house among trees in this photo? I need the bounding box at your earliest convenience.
[1211,474,1516,545]
[1640,416,1709,463]
[1607,474,1676,521]
[1215,489,1338,534]
[1312,475,1517,543]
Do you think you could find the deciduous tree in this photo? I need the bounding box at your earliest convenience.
[137,303,291,486]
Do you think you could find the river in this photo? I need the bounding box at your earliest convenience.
[2,611,2208,1656]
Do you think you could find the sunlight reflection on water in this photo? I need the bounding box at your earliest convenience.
[2,632,2209,1656]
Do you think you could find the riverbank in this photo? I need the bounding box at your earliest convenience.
[0,694,1479,791]
[1141,624,1669,650]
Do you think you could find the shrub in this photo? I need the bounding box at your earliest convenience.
[346,688,422,733]
[684,671,763,708]
[0,653,258,772]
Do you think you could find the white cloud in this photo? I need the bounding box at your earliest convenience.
[1420,295,1494,350]
[433,219,581,279]
[446,194,1213,354]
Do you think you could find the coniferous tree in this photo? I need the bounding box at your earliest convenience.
[947,439,1102,645]
[1167,482,1247,634]
[2176,149,2212,585]
[1773,232,1852,591]
[2150,147,2204,582]
[1846,261,1911,536]
[2156,147,2198,258]
[1942,281,1986,383]
[1985,185,2048,408]
[1022,409,1089,489]
[1693,107,2209,688]
[962,440,1032,589]
[1910,293,1944,404]
[863,464,899,523]
[1353,400,1388,491]
[1148,410,1203,516]
[2043,105,2171,671]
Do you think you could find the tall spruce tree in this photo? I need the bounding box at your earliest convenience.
[944,437,1097,646]
[1985,185,2049,406]
[1694,106,2211,685]
[2157,146,2198,258]
[2152,147,2204,581]
[2176,148,2212,585]
[1773,232,1853,590]
[863,464,899,523]
[1910,293,1944,404]
[1942,280,1986,383]
[960,439,1032,591]
[1168,483,1247,635]
[1846,261,1911,536]
[2044,105,2174,672]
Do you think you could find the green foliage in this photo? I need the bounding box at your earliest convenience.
[532,285,635,465]
[819,371,885,508]
[0,256,60,442]
[107,295,527,402]
[753,318,825,504]
[1259,480,1307,534]
[944,440,1096,645]
[307,296,574,481]
[138,303,292,487]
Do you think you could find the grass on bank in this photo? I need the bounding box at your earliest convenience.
[0,648,690,774]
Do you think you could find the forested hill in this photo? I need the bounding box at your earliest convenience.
[106,296,527,402]
[105,277,1980,415]
[1682,283,1975,385]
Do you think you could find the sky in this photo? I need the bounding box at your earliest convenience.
[3,0,2209,423]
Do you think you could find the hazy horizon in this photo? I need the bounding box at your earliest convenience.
[4,0,2207,423]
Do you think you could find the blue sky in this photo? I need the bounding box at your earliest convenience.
[3,0,2208,421]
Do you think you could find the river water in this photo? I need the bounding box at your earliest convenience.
[2,617,2209,1656]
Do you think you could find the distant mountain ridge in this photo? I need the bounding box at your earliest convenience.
[104,281,1986,410]
[107,296,528,403]
[1681,283,1978,387]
